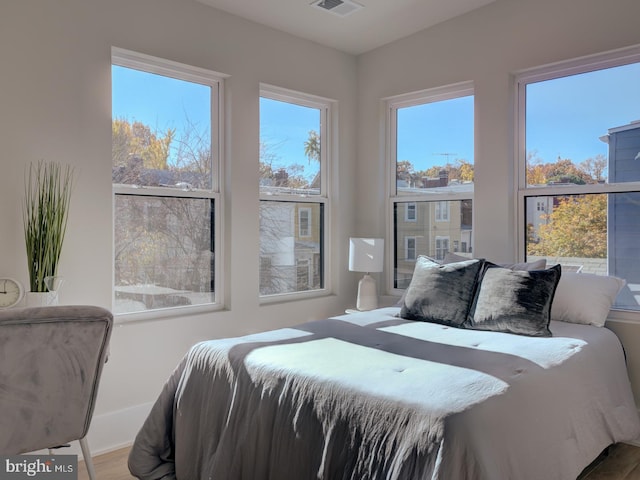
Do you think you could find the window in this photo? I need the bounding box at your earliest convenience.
[435,237,450,261]
[298,208,312,237]
[388,82,474,289]
[405,202,417,221]
[435,201,450,221]
[405,236,417,261]
[111,48,224,315]
[259,85,332,298]
[516,46,640,312]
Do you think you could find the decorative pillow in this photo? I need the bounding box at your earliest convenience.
[399,256,484,327]
[499,259,547,271]
[442,252,473,264]
[551,272,626,327]
[442,252,546,271]
[465,263,562,337]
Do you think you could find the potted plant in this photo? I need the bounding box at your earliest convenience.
[23,160,74,305]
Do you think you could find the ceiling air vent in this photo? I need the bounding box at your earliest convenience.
[311,0,363,17]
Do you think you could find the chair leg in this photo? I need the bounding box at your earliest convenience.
[79,437,96,480]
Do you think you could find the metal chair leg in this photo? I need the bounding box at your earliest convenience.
[79,437,96,480]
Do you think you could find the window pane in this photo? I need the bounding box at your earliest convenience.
[112,65,213,190]
[405,202,416,221]
[114,195,214,313]
[260,97,321,195]
[525,62,640,186]
[525,192,640,311]
[396,96,474,194]
[394,200,473,288]
[260,201,323,295]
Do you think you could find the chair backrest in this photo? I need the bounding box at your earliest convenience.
[0,305,113,454]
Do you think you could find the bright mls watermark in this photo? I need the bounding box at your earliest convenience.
[0,456,77,480]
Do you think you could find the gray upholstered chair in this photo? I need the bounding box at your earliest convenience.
[0,305,113,480]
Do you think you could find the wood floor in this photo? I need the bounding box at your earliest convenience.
[78,447,134,480]
[579,444,640,480]
[79,443,640,479]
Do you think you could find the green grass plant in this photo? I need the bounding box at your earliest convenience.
[23,161,74,292]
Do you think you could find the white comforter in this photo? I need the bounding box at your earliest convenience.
[129,307,640,479]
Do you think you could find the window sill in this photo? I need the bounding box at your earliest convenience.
[113,302,225,324]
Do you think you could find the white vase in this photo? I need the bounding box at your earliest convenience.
[24,291,58,307]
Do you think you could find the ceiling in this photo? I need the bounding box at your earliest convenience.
[195,0,496,55]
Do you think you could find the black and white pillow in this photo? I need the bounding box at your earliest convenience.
[399,256,484,327]
[465,263,562,337]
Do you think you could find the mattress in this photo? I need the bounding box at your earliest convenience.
[128,307,640,479]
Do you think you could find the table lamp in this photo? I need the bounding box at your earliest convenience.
[349,237,384,311]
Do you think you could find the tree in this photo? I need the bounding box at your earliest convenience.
[112,118,174,171]
[526,156,604,185]
[544,158,591,184]
[420,159,474,183]
[528,194,607,258]
[526,152,549,185]
[580,154,607,183]
[113,116,213,300]
[396,160,415,185]
[304,129,320,164]
[456,159,474,182]
[171,116,212,189]
[260,130,320,190]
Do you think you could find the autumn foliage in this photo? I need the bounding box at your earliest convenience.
[528,194,607,258]
[397,154,609,258]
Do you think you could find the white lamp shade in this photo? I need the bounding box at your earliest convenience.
[349,238,384,273]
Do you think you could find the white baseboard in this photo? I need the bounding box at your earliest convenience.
[60,402,154,458]
[625,437,640,448]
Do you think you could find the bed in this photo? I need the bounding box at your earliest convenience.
[128,259,640,480]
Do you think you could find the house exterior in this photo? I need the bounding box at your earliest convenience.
[605,122,640,308]
[395,174,473,288]
[259,197,322,295]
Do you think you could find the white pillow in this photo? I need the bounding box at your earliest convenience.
[551,272,626,327]
[499,259,547,271]
[442,252,546,271]
[442,252,472,264]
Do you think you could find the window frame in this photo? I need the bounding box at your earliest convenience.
[111,47,226,320]
[435,236,450,261]
[298,207,312,238]
[259,83,333,303]
[386,82,475,296]
[405,202,417,222]
[435,201,450,222]
[515,44,640,318]
[405,236,417,261]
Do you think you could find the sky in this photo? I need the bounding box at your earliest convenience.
[526,61,640,166]
[397,95,474,171]
[259,97,320,183]
[112,65,211,163]
[397,61,640,173]
[112,61,640,175]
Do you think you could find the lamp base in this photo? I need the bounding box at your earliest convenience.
[356,273,378,311]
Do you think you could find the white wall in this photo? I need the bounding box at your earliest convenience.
[3,0,640,455]
[0,0,358,453]
[356,0,640,401]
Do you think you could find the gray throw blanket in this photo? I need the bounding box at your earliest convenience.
[128,307,640,480]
